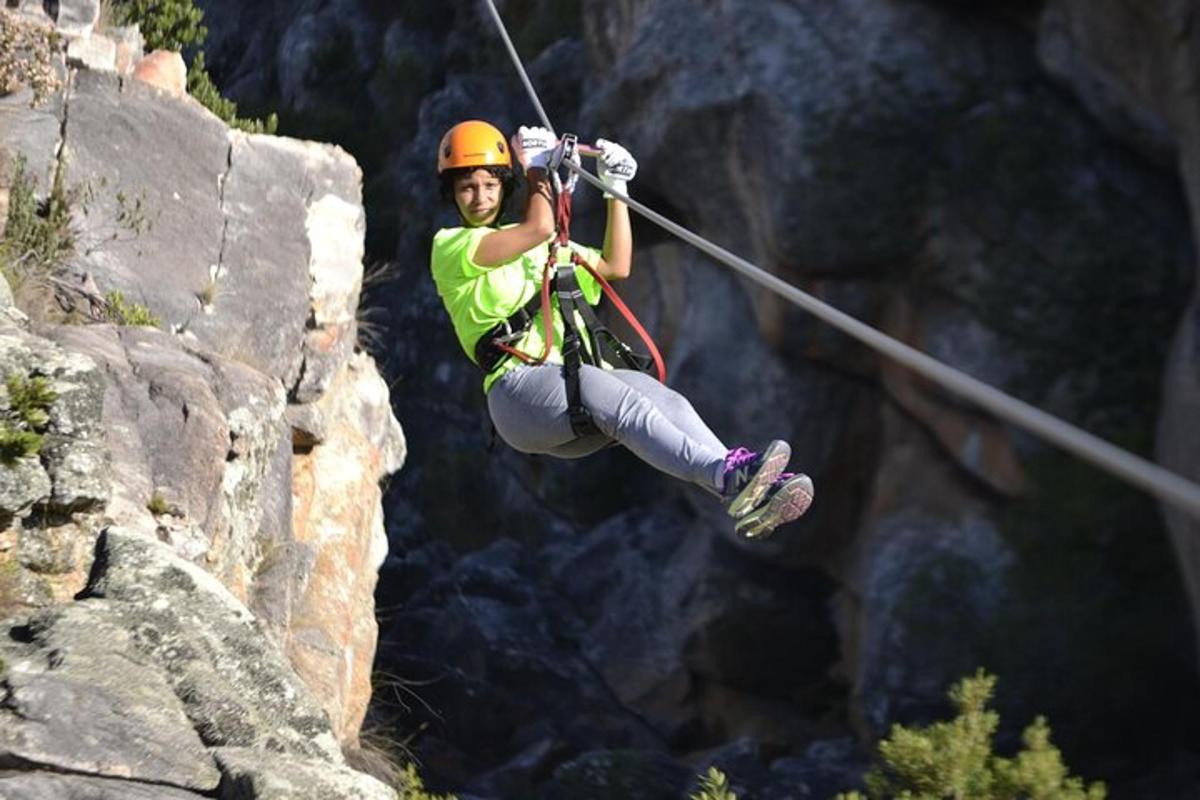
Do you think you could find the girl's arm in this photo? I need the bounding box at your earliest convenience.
[474,168,554,267]
[595,197,632,280]
[475,127,559,267]
[592,139,637,281]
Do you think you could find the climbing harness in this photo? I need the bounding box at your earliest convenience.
[480,0,1200,521]
[473,134,666,438]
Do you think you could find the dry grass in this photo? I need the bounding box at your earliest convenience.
[356,259,401,361]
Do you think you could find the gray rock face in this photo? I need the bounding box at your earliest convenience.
[84,529,341,758]
[53,0,99,37]
[0,74,65,207]
[41,325,288,592]
[850,508,1012,735]
[66,34,117,72]
[0,773,210,800]
[0,604,222,790]
[214,747,397,800]
[63,70,363,397]
[1,527,395,798]
[0,15,405,793]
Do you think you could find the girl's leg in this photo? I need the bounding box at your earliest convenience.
[488,363,726,490]
[608,370,727,455]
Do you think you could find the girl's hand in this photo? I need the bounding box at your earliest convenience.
[512,126,557,172]
[596,139,637,198]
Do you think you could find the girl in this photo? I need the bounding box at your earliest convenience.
[429,120,813,537]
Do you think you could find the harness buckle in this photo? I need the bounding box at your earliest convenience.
[548,133,580,196]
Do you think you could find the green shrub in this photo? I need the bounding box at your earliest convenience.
[692,767,738,800]
[111,0,276,133]
[104,290,160,327]
[146,491,170,515]
[835,670,1105,800]
[187,52,277,134]
[0,425,44,462]
[396,763,455,800]
[0,374,56,464]
[111,0,205,51]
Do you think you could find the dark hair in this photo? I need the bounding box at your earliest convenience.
[440,165,518,227]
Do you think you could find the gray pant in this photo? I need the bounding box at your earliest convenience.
[487,364,728,492]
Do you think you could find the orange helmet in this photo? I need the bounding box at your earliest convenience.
[437,120,511,174]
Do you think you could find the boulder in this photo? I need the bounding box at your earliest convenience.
[53,0,98,38]
[110,24,144,76]
[132,49,187,97]
[66,33,116,72]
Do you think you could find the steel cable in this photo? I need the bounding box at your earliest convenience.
[480,0,1200,522]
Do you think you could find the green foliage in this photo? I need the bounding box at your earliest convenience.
[8,374,55,430]
[835,671,1105,800]
[1,157,76,289]
[104,290,160,327]
[111,0,205,51]
[692,767,738,800]
[187,52,278,134]
[111,0,276,133]
[396,764,456,800]
[0,426,43,462]
[0,373,56,464]
[146,492,170,515]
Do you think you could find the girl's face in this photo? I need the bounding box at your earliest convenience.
[453,168,504,227]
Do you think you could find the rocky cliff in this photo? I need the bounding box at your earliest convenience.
[0,3,405,797]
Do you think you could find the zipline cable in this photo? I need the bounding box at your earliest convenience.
[480,0,1200,523]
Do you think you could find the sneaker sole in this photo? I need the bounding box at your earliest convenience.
[726,440,790,519]
[736,473,814,539]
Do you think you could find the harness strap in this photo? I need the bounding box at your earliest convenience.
[555,263,600,436]
[474,288,544,372]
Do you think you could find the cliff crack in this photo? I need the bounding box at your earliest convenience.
[52,68,75,190]
[215,137,234,280]
[0,753,221,796]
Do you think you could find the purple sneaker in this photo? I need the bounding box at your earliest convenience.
[721,440,790,519]
[735,472,814,539]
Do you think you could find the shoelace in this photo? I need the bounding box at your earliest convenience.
[724,447,757,472]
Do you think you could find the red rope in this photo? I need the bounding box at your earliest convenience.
[574,252,667,384]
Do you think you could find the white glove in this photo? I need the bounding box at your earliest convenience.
[513,125,557,172]
[596,138,637,198]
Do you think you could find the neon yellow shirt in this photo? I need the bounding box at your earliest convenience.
[430,225,605,393]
